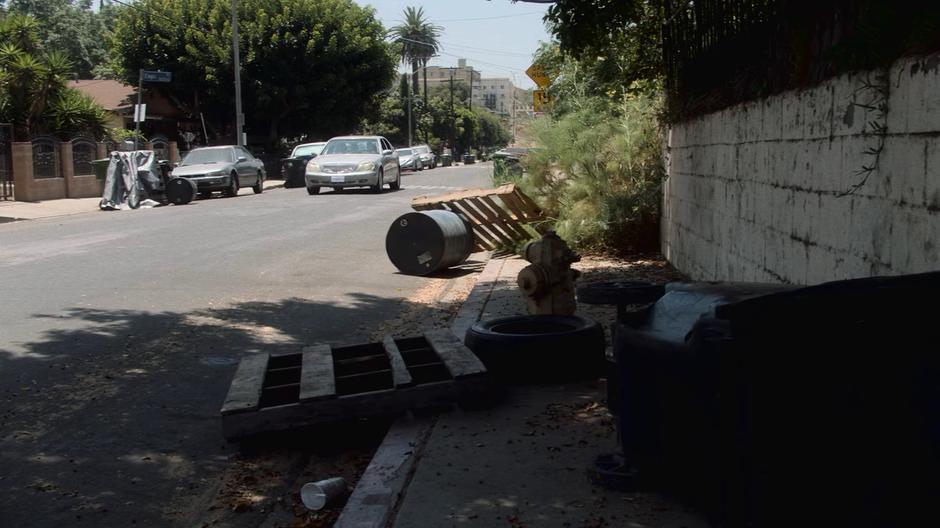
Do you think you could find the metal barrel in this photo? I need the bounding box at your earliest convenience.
[166,177,197,205]
[386,210,475,276]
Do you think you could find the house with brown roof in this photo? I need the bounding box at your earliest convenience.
[68,80,192,145]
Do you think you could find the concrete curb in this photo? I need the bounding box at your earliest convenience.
[450,256,507,340]
[334,253,507,527]
[334,416,434,528]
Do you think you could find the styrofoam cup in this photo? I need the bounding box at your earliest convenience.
[300,477,347,510]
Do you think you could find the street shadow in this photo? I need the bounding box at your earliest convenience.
[391,260,487,279]
[0,291,456,528]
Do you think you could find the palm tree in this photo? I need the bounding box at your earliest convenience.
[389,6,441,103]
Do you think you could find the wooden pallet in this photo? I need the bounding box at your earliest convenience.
[411,183,547,251]
[220,330,492,439]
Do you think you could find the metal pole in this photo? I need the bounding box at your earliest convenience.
[134,68,143,150]
[232,0,244,146]
[200,112,209,145]
[450,68,457,148]
[407,73,412,147]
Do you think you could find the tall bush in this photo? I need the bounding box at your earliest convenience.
[503,94,664,253]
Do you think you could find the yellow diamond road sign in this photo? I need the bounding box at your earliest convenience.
[526,64,550,88]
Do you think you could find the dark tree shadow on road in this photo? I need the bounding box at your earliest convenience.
[0,292,452,528]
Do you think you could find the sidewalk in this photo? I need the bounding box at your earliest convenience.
[0,179,286,223]
[338,256,707,528]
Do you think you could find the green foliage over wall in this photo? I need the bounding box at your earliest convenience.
[500,94,664,253]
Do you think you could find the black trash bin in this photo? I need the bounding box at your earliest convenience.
[613,275,940,528]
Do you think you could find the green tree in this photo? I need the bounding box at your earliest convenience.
[5,0,112,78]
[544,0,664,97]
[0,14,108,139]
[109,0,396,146]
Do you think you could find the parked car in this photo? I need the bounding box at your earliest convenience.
[171,145,266,197]
[412,144,436,169]
[304,136,401,195]
[281,141,326,188]
[397,148,419,171]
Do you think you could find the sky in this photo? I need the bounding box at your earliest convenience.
[355,0,553,89]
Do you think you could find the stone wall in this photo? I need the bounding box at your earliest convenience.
[662,53,940,284]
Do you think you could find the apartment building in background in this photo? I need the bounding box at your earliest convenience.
[418,59,534,117]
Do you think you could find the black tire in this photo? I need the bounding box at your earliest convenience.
[577,281,665,306]
[389,169,401,190]
[252,172,264,194]
[224,172,239,197]
[371,170,384,194]
[307,185,320,195]
[464,315,605,382]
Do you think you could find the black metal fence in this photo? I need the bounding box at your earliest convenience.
[31,136,61,180]
[663,0,940,118]
[71,138,97,177]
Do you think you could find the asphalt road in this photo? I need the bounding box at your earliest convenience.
[0,163,492,527]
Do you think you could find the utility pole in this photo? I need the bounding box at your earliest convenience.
[407,73,412,147]
[232,0,244,146]
[134,68,143,150]
[511,92,516,145]
[450,68,457,153]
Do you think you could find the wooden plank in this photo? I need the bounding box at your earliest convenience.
[467,197,529,241]
[221,353,270,415]
[424,329,487,379]
[299,344,337,402]
[512,188,543,217]
[383,336,415,388]
[499,191,535,221]
[449,200,516,247]
[411,183,516,208]
[222,381,462,439]
[477,195,532,240]
[503,191,549,233]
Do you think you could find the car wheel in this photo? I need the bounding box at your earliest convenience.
[307,186,320,195]
[371,170,384,194]
[389,169,401,191]
[224,173,239,197]
[417,160,424,171]
[252,172,264,194]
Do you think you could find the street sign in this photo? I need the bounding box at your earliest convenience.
[526,64,550,88]
[533,90,552,113]
[141,70,172,83]
[134,104,147,123]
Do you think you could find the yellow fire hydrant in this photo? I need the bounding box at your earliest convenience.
[517,231,581,315]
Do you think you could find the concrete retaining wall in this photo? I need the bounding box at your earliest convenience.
[662,53,940,284]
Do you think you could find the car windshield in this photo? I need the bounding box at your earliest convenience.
[415,146,429,154]
[292,143,325,157]
[181,148,232,165]
[321,139,379,155]
[397,149,413,156]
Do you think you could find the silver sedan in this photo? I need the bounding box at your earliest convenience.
[171,145,266,198]
[304,136,401,195]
